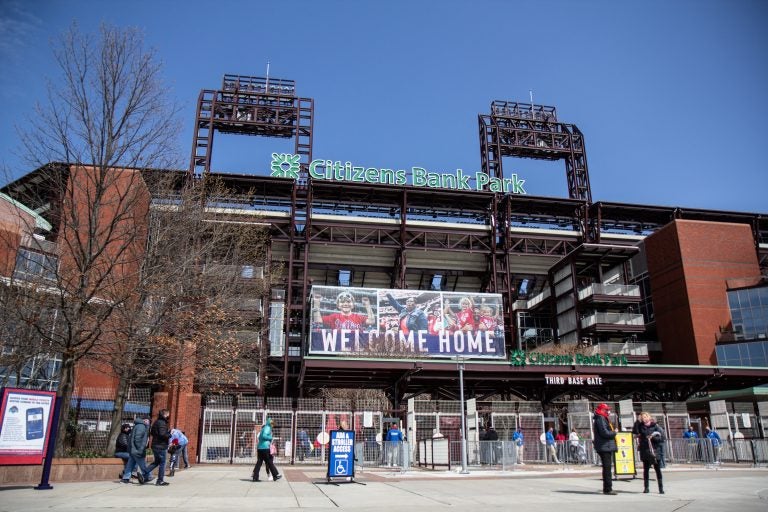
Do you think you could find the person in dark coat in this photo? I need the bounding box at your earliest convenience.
[593,403,617,495]
[114,423,132,478]
[632,411,665,494]
[122,418,151,484]
[145,409,171,486]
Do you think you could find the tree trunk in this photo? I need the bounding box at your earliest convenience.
[105,375,131,456]
[54,357,75,457]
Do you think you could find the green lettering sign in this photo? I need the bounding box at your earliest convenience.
[270,153,526,194]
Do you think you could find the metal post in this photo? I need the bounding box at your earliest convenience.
[35,395,62,490]
[458,357,469,474]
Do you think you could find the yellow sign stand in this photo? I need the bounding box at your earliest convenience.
[614,432,636,477]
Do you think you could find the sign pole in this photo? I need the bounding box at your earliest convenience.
[457,357,469,474]
[35,395,61,490]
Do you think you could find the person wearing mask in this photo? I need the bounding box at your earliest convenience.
[121,418,152,484]
[633,412,665,494]
[593,403,618,495]
[252,418,281,482]
[145,409,171,486]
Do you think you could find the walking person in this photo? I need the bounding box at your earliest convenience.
[593,403,618,495]
[633,412,665,494]
[252,418,281,482]
[545,427,560,463]
[145,409,171,486]
[179,430,191,469]
[568,428,581,463]
[114,423,132,479]
[167,428,188,476]
[121,418,152,484]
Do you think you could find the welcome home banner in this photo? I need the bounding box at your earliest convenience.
[308,285,506,359]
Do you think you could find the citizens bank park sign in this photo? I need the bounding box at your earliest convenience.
[270,153,527,194]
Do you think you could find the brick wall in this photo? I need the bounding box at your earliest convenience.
[646,220,760,365]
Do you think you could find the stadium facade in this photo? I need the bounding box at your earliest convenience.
[2,74,768,462]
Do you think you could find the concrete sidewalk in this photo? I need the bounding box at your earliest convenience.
[1,464,767,512]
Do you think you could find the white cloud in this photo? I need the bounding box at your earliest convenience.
[0,1,44,60]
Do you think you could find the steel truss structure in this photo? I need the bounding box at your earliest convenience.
[175,75,768,402]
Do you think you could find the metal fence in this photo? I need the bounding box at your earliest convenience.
[65,387,151,456]
[196,397,768,469]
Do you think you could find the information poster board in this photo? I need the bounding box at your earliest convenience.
[0,388,57,465]
[613,431,636,477]
[327,430,355,481]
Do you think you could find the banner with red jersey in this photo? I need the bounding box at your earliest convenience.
[308,286,505,359]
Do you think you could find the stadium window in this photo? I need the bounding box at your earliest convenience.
[430,274,443,291]
[518,279,529,296]
[338,270,351,287]
[13,248,57,281]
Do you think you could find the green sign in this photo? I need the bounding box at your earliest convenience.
[510,349,628,367]
[270,153,526,194]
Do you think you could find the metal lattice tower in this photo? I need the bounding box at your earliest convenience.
[188,74,314,397]
[189,74,314,177]
[479,101,591,201]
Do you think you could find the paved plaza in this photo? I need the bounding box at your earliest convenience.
[1,464,767,512]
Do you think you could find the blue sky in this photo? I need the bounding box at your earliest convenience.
[1,0,766,213]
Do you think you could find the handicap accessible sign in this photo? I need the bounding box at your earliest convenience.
[327,430,355,479]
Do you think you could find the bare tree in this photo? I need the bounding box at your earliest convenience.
[1,23,182,455]
[94,175,275,453]
[1,23,277,457]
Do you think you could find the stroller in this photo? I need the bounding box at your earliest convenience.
[569,442,588,464]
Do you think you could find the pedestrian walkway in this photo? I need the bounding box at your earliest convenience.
[1,464,767,511]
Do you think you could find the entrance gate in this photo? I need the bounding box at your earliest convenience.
[199,397,293,465]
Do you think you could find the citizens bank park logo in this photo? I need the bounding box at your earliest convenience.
[271,153,301,179]
[269,153,527,194]
[510,350,527,366]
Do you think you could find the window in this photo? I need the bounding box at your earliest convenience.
[13,248,57,281]
[338,270,351,287]
[430,274,443,291]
